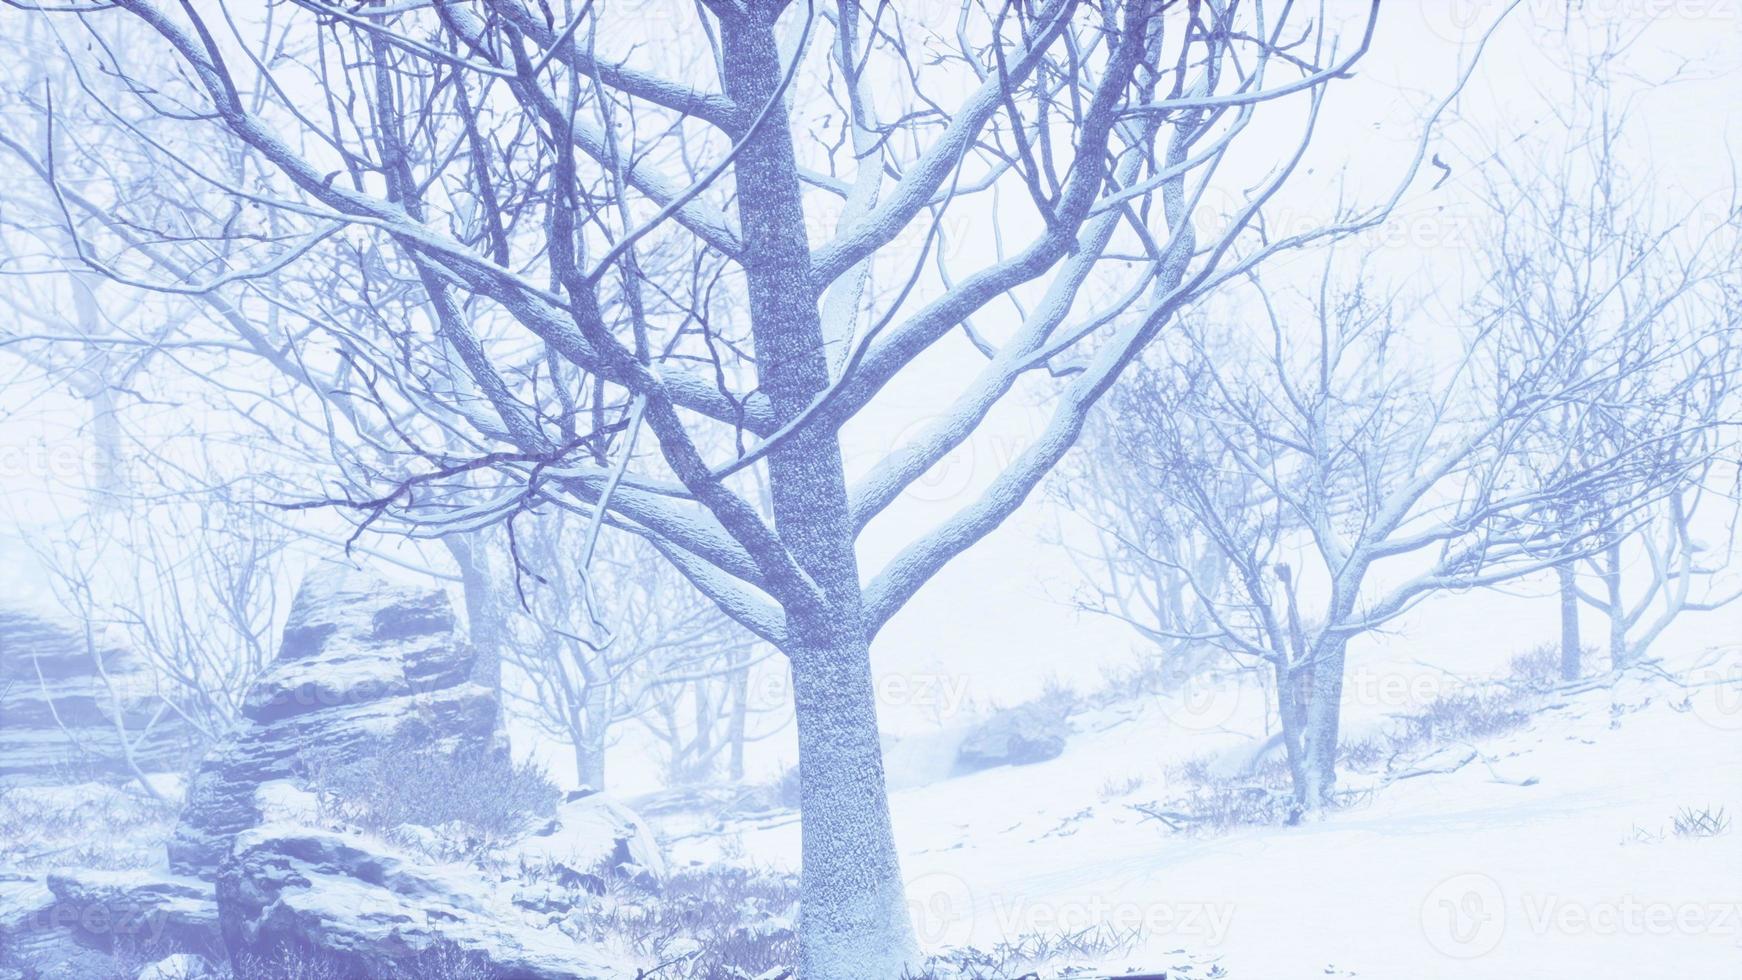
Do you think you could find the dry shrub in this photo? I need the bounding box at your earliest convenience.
[905,924,1146,979]
[1395,688,1531,747]
[579,865,800,979]
[303,733,558,854]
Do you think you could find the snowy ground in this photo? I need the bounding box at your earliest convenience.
[666,642,1742,978]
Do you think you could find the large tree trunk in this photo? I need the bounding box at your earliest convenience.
[719,5,917,974]
[1272,658,1311,820]
[789,629,916,977]
[1556,563,1582,681]
[1299,638,1349,811]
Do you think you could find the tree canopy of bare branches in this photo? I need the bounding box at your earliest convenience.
[0,1,1504,972]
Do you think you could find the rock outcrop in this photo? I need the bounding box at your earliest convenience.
[4,564,645,978]
[0,608,199,786]
[44,869,220,956]
[954,699,1071,774]
[167,565,497,877]
[0,868,220,980]
[218,825,619,979]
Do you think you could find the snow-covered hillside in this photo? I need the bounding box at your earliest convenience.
[664,642,1742,978]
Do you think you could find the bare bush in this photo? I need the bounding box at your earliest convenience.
[907,925,1147,980]
[1099,774,1147,801]
[1394,690,1533,748]
[583,866,800,979]
[222,944,356,980]
[1506,644,1568,691]
[1143,753,1298,834]
[0,782,178,873]
[302,735,558,854]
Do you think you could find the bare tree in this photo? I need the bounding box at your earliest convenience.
[631,629,785,789]
[19,543,184,799]
[109,490,292,739]
[5,412,297,748]
[592,538,785,790]
[1577,464,1742,670]
[3,1,1503,970]
[0,123,295,755]
[1467,32,1742,679]
[1068,229,1731,813]
[1054,408,1257,691]
[502,510,780,790]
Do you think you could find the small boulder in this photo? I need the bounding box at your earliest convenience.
[136,953,213,979]
[507,790,665,894]
[953,699,1071,774]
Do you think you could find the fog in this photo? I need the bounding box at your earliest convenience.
[1,2,1738,978]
